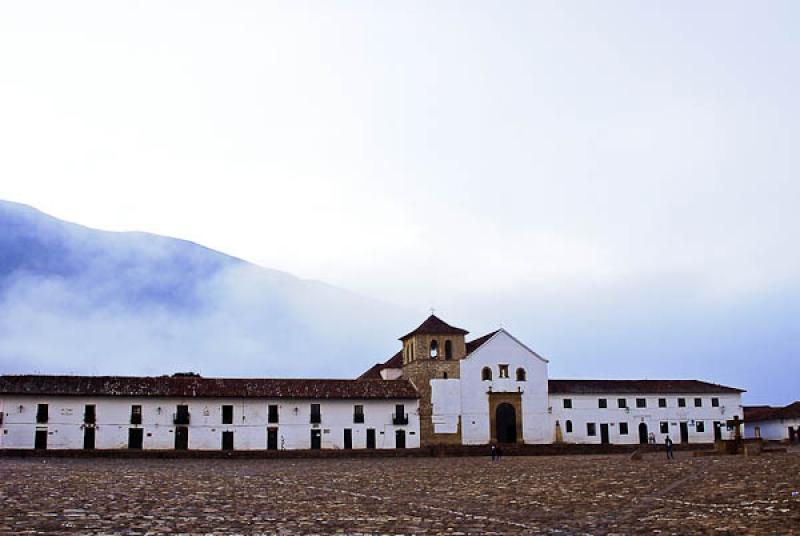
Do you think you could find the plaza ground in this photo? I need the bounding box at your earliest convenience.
[1,449,798,534]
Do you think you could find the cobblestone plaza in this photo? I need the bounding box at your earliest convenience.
[2,451,799,534]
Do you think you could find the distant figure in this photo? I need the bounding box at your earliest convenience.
[490,443,497,461]
[665,436,674,460]
[649,432,656,445]
[496,445,503,461]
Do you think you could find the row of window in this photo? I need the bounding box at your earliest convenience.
[564,420,711,435]
[481,366,526,381]
[27,403,407,426]
[562,397,721,409]
[32,426,409,451]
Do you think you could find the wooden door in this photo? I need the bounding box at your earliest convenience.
[343,429,352,450]
[175,426,189,450]
[366,428,376,449]
[310,429,322,450]
[35,430,47,449]
[83,427,96,450]
[222,431,234,451]
[267,427,278,450]
[680,422,689,443]
[600,423,610,445]
[128,428,144,449]
[395,429,406,449]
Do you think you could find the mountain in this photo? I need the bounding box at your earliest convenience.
[0,200,408,378]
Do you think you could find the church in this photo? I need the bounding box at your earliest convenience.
[0,315,744,451]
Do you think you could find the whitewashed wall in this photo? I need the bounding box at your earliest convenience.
[550,393,744,445]
[429,330,550,445]
[745,418,800,440]
[0,396,419,450]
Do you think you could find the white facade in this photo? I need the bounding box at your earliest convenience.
[745,417,800,441]
[549,393,742,445]
[0,396,419,450]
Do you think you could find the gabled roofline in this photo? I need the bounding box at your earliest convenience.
[464,328,549,364]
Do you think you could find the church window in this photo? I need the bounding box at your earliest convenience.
[565,420,573,433]
[481,367,492,381]
[598,399,607,409]
[694,398,702,407]
[516,368,526,381]
[711,397,719,407]
[587,423,596,436]
[498,364,509,378]
[619,422,629,435]
[430,340,439,358]
[563,399,572,409]
[696,421,705,433]
[636,398,646,408]
[444,340,453,360]
[678,398,686,407]
[442,372,448,379]
[660,421,669,433]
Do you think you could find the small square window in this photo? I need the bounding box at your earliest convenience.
[711,397,720,407]
[598,399,607,409]
[636,398,646,408]
[619,422,629,435]
[660,422,669,434]
[678,398,686,408]
[696,421,705,433]
[563,399,572,409]
[587,423,596,436]
[617,398,626,409]
[498,365,509,378]
[658,398,667,408]
[694,398,702,408]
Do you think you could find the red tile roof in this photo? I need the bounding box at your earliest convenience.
[744,402,800,422]
[548,379,744,395]
[0,375,419,399]
[466,330,499,355]
[399,315,468,341]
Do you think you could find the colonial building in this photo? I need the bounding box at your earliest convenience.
[0,315,745,451]
[744,402,800,442]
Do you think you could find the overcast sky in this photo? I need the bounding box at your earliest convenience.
[1,2,798,403]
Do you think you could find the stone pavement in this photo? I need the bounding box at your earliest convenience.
[1,451,798,534]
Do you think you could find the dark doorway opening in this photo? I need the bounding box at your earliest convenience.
[267,427,278,450]
[680,422,689,443]
[343,428,352,450]
[128,428,144,449]
[638,422,648,444]
[714,421,722,441]
[366,428,376,449]
[789,427,797,441]
[395,429,406,449]
[310,429,322,450]
[222,431,234,451]
[83,427,95,450]
[495,403,517,443]
[35,430,47,450]
[175,426,189,450]
[600,423,610,445]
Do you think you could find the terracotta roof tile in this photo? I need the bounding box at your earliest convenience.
[548,379,744,395]
[0,375,419,400]
[399,315,468,340]
[744,402,800,422]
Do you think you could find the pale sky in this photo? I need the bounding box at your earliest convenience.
[1,2,798,403]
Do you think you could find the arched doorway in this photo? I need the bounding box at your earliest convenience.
[496,403,517,443]
[638,422,648,444]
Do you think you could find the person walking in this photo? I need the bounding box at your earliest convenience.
[490,443,497,461]
[665,435,674,460]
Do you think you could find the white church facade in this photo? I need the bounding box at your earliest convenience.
[0,315,745,451]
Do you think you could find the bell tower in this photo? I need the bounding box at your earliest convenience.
[400,314,468,446]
